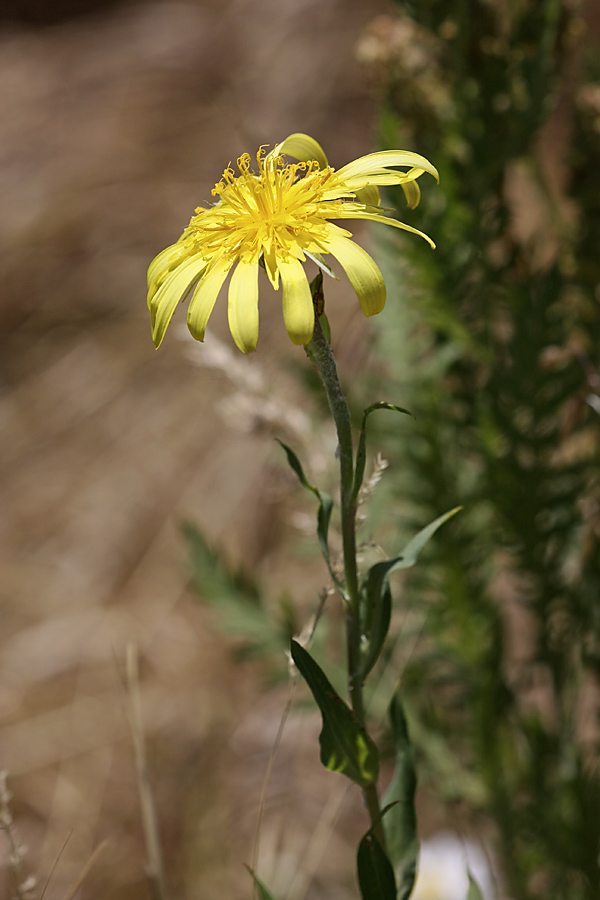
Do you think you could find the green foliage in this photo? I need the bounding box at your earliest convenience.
[186,410,459,895]
[360,576,392,682]
[353,402,414,508]
[360,507,461,678]
[276,440,339,591]
[182,521,292,670]
[356,829,397,900]
[370,0,600,896]
[290,640,380,787]
[381,695,418,900]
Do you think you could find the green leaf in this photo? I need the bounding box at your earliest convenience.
[276,440,338,588]
[183,521,259,604]
[291,640,379,787]
[360,580,392,680]
[357,830,397,900]
[394,506,462,570]
[183,522,288,660]
[359,508,461,677]
[467,872,485,900]
[364,506,462,675]
[382,694,418,900]
[353,402,414,506]
[246,867,280,900]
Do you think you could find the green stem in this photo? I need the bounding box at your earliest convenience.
[305,305,385,847]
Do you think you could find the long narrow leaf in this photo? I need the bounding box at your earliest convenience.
[353,402,414,506]
[360,581,392,680]
[291,640,379,787]
[393,506,462,571]
[359,507,461,677]
[382,694,418,900]
[276,440,339,590]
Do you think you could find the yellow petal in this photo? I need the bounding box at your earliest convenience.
[335,150,439,183]
[401,179,421,210]
[263,242,280,289]
[147,241,189,305]
[321,171,428,202]
[228,259,260,353]
[354,184,381,206]
[150,252,206,318]
[278,258,315,345]
[326,234,386,317]
[271,133,329,170]
[151,254,208,348]
[187,258,233,342]
[334,208,436,249]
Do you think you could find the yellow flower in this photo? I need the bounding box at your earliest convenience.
[147,133,438,353]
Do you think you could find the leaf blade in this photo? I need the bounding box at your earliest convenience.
[291,640,379,787]
[353,402,414,506]
[276,440,339,592]
[392,506,462,571]
[382,694,418,900]
[357,831,397,900]
[359,508,460,678]
[360,581,392,679]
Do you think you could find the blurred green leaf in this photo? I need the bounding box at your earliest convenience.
[357,830,397,900]
[382,693,418,900]
[182,522,288,664]
[291,640,379,787]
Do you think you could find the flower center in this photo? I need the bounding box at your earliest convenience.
[185,149,341,266]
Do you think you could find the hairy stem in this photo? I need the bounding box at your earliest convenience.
[305,300,384,846]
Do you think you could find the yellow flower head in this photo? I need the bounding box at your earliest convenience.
[147,133,438,352]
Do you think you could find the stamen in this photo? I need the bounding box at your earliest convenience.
[237,153,252,175]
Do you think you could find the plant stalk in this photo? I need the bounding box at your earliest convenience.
[305,301,385,847]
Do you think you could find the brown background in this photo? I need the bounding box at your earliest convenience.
[0,1,393,898]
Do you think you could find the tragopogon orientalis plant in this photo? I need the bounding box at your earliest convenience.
[147,132,462,900]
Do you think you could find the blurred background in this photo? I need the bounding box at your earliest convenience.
[0,1,391,898]
[1,1,600,899]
